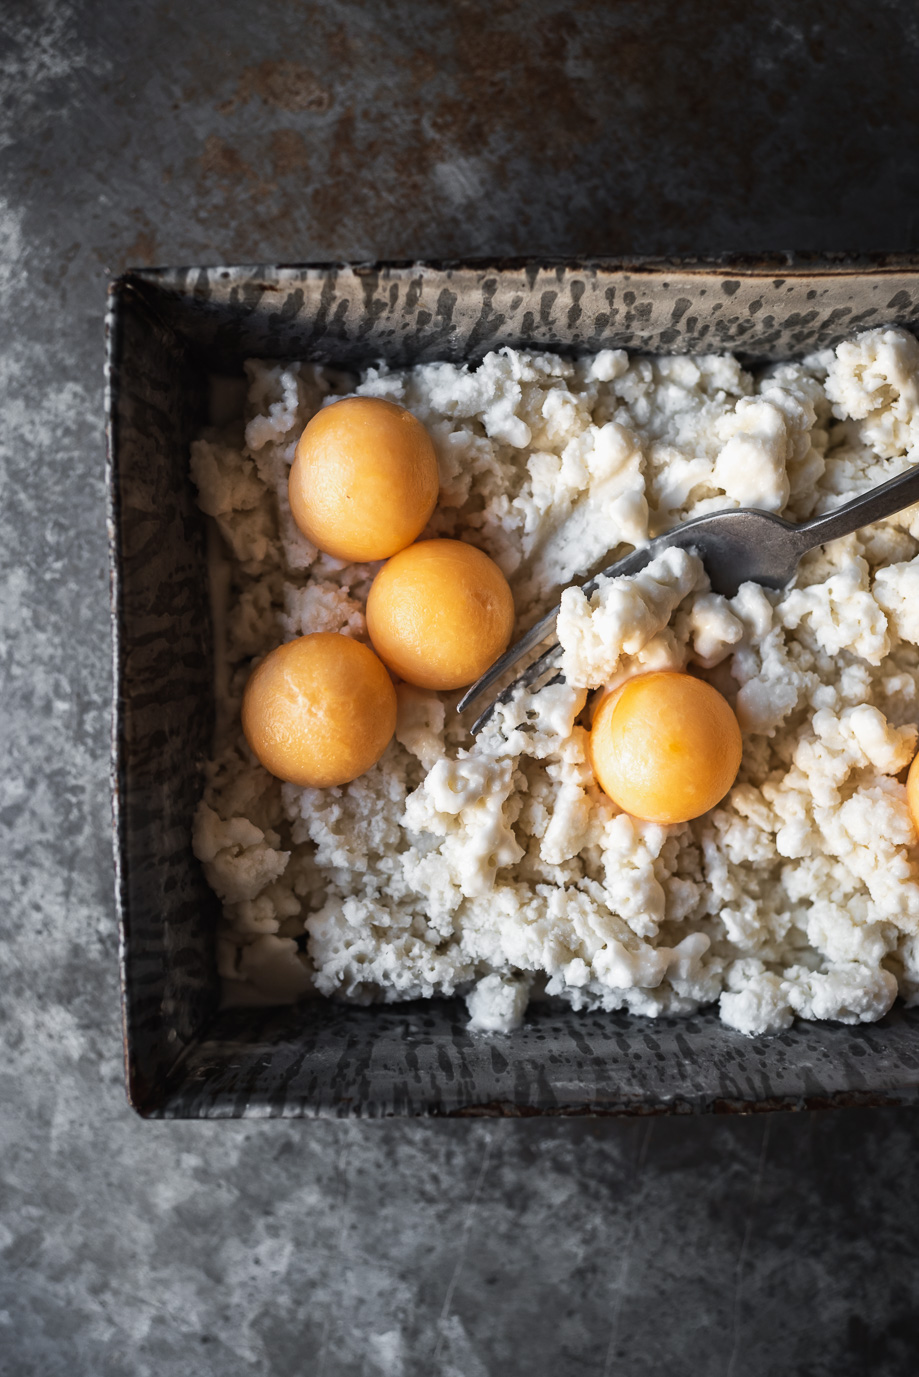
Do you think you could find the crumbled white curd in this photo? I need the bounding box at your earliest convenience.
[190,327,919,1035]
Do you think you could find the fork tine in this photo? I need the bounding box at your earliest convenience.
[469,643,564,734]
[456,604,560,714]
[458,543,659,720]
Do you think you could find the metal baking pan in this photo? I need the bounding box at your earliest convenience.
[105,256,919,1118]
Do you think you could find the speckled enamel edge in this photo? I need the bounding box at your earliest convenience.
[108,257,919,1119]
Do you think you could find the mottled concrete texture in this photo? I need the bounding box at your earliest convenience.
[3,1,919,1372]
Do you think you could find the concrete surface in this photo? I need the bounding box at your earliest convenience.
[2,1,919,1373]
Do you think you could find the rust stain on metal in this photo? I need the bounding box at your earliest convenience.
[268,128,311,178]
[121,226,159,267]
[199,134,260,184]
[219,58,332,115]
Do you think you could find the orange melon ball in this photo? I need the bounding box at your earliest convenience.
[241,633,396,789]
[366,539,515,691]
[590,671,742,825]
[289,396,439,562]
[908,751,919,834]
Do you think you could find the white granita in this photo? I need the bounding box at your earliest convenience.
[191,328,919,1035]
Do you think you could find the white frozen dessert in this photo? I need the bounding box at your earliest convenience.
[190,328,919,1035]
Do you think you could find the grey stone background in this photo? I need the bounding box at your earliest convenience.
[3,0,919,1372]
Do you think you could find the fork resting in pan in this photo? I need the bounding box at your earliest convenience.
[458,464,919,734]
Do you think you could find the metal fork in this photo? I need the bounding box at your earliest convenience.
[458,464,919,733]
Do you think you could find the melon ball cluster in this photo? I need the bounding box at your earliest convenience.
[242,397,514,788]
[239,394,768,824]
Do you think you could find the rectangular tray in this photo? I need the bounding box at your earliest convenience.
[106,256,919,1117]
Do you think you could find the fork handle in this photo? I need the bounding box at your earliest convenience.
[794,462,919,554]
